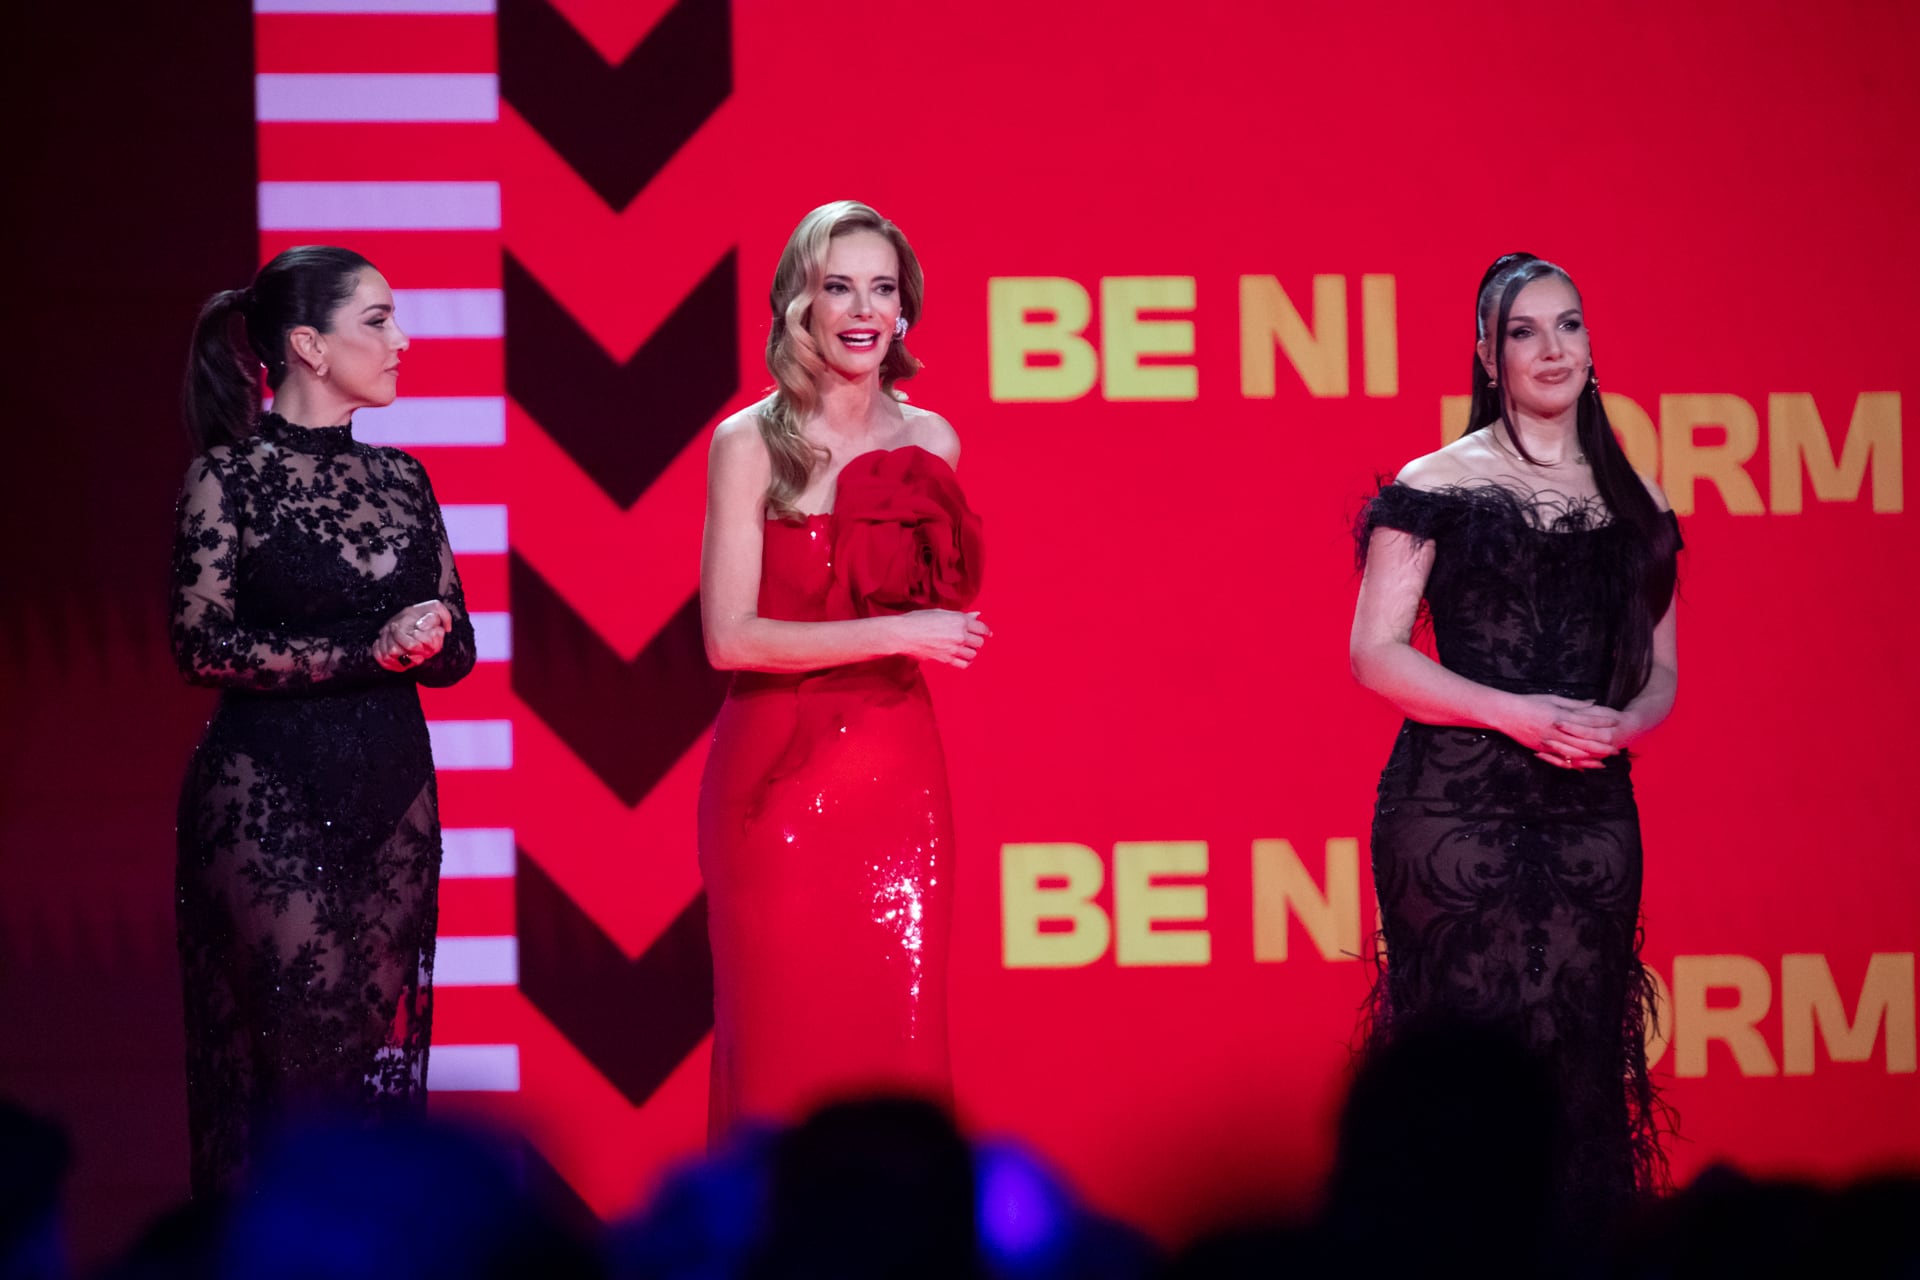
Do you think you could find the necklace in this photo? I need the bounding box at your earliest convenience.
[1488,424,1585,468]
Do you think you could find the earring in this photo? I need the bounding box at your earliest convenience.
[1588,366,1599,393]
[894,316,909,340]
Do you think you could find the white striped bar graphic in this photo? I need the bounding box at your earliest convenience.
[440,504,507,554]
[470,611,511,663]
[435,935,518,986]
[353,396,505,446]
[257,74,498,123]
[257,0,493,12]
[390,289,504,338]
[430,1045,520,1093]
[428,719,513,770]
[441,827,515,878]
[258,182,500,231]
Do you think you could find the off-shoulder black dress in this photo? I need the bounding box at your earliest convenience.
[170,413,475,1196]
[1355,480,1681,1226]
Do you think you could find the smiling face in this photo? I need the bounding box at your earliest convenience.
[806,230,903,380]
[314,269,409,408]
[1480,274,1591,421]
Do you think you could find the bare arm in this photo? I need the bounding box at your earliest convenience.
[701,414,913,673]
[1614,480,1681,744]
[1349,452,1525,730]
[1617,600,1678,742]
[1349,527,1523,731]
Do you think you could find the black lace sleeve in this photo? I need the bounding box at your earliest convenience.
[403,455,475,688]
[1353,480,1452,568]
[169,452,386,691]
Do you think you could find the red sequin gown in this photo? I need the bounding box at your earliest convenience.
[697,447,982,1140]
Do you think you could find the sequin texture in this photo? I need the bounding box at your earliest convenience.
[698,449,977,1143]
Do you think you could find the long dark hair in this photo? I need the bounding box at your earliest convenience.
[1469,252,1677,707]
[181,245,374,451]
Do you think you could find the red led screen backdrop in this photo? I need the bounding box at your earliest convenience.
[253,0,1918,1239]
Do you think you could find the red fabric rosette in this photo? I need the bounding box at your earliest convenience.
[827,446,983,620]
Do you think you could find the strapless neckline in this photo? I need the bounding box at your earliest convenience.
[777,444,954,522]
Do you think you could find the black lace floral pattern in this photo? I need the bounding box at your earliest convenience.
[1355,480,1682,1231]
[170,413,474,1197]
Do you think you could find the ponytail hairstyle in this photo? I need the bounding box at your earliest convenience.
[761,201,925,520]
[1468,252,1677,706]
[181,245,375,451]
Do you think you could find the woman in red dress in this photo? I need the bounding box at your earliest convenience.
[698,201,988,1139]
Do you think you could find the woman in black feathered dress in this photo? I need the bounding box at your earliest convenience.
[1349,253,1682,1234]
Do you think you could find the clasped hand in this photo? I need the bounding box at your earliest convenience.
[373,600,454,672]
[1504,693,1639,771]
[895,609,992,669]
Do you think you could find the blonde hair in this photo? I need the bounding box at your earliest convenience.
[760,200,925,520]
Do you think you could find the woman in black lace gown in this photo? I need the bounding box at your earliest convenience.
[171,246,475,1196]
[1350,254,1682,1232]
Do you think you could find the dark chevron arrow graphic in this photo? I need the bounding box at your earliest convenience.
[498,0,738,1125]
[509,551,729,807]
[516,847,714,1108]
[498,0,732,211]
[504,249,738,510]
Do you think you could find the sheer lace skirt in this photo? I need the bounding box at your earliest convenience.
[175,701,441,1198]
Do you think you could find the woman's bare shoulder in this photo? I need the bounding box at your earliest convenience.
[901,403,960,465]
[1395,434,1490,491]
[710,404,775,486]
[713,401,773,450]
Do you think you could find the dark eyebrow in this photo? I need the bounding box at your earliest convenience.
[362,302,393,315]
[823,273,898,284]
[1508,308,1582,324]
